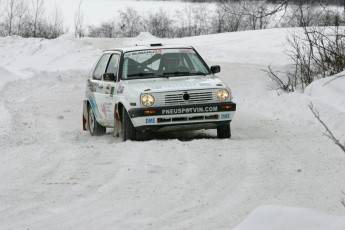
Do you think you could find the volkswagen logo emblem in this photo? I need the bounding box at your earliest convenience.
[183,93,190,101]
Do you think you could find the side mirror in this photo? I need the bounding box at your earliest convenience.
[103,73,115,81]
[211,65,221,74]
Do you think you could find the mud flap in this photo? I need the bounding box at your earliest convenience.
[113,104,122,137]
[82,100,89,131]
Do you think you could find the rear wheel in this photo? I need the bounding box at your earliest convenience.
[217,124,231,139]
[88,106,106,136]
[121,109,137,141]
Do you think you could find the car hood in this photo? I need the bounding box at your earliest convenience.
[122,75,227,93]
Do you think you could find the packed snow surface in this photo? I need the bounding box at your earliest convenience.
[234,205,345,230]
[0,28,345,229]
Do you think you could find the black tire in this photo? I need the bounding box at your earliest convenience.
[121,109,137,141]
[88,106,106,136]
[217,124,231,139]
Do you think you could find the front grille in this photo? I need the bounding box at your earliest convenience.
[154,90,216,106]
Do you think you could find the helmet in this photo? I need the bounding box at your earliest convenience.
[164,54,182,72]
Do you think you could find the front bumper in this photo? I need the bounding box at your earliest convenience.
[128,102,236,132]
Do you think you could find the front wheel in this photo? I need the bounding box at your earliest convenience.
[88,106,106,136]
[217,124,231,139]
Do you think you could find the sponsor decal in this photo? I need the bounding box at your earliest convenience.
[88,96,101,119]
[110,87,115,97]
[146,118,155,124]
[117,86,124,94]
[90,86,96,92]
[125,49,194,57]
[101,102,113,118]
[162,106,218,115]
[221,113,230,119]
[179,49,194,53]
[125,50,156,57]
[101,104,107,117]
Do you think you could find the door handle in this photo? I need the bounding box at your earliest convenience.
[98,85,104,89]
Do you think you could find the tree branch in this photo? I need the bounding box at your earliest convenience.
[309,102,345,153]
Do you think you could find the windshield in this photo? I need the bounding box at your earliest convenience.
[122,48,211,80]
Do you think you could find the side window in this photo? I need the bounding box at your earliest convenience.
[106,54,120,78]
[93,53,111,80]
[149,59,161,71]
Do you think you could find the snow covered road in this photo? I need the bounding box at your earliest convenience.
[1,30,345,229]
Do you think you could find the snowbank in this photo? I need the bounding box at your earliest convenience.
[0,35,100,75]
[123,28,292,66]
[305,73,345,139]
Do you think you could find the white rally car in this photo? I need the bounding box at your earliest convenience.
[82,44,236,141]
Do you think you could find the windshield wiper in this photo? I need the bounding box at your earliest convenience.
[127,72,156,77]
[127,71,206,79]
[163,71,191,77]
[163,71,207,77]
[189,71,207,76]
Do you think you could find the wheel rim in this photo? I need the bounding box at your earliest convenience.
[88,108,95,134]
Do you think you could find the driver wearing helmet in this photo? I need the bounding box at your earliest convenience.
[164,55,185,72]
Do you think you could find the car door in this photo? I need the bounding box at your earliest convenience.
[87,53,111,124]
[98,52,121,124]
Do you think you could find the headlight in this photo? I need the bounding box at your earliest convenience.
[216,89,229,101]
[141,94,155,106]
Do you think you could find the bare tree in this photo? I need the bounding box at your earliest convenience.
[118,7,142,37]
[284,32,316,91]
[48,4,65,38]
[143,9,173,38]
[262,65,297,92]
[190,5,210,35]
[265,0,345,93]
[0,0,4,14]
[219,0,290,18]
[0,1,4,35]
[174,5,211,37]
[212,1,245,33]
[4,0,26,36]
[29,0,45,38]
[0,0,66,38]
[266,26,345,92]
[14,0,27,36]
[173,9,189,37]
[241,0,273,30]
[88,19,117,38]
[74,0,84,38]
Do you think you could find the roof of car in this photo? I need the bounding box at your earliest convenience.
[103,44,193,53]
